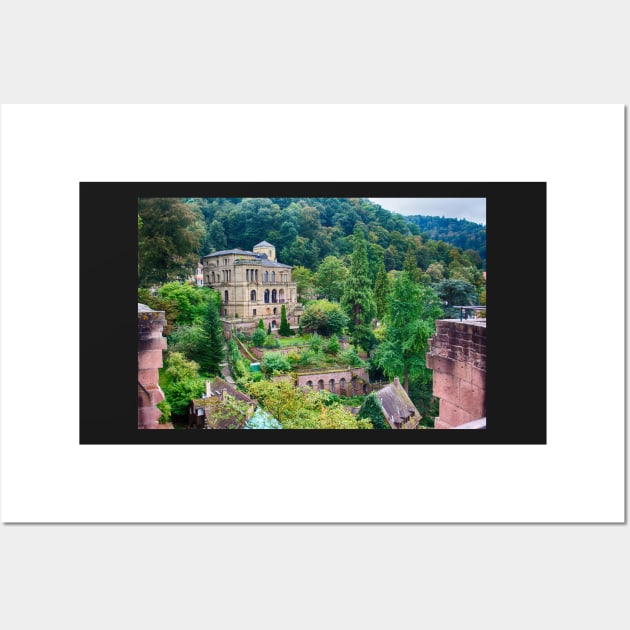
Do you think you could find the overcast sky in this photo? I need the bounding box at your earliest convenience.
[369,198,486,225]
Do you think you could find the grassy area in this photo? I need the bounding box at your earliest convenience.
[276,335,311,347]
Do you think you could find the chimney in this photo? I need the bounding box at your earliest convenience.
[205,380,212,398]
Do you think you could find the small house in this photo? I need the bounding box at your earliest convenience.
[188,378,257,429]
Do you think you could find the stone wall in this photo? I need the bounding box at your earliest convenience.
[138,304,169,429]
[426,319,486,429]
[296,367,370,396]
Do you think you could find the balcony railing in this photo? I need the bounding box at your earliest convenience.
[452,305,487,321]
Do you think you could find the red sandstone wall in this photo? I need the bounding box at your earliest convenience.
[138,305,168,429]
[296,367,370,395]
[426,320,486,429]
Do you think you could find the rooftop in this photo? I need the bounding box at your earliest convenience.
[375,378,421,429]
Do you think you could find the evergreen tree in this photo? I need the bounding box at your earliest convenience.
[258,318,265,330]
[198,295,224,375]
[341,227,376,350]
[279,304,291,336]
[358,392,390,430]
[373,263,391,320]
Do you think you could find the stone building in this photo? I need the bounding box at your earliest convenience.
[202,240,303,330]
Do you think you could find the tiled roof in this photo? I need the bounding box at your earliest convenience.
[375,379,421,429]
[261,259,291,268]
[202,248,255,258]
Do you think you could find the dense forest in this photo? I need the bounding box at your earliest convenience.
[403,215,486,265]
[138,197,486,290]
[138,197,487,428]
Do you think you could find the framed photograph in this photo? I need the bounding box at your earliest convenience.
[80,181,546,445]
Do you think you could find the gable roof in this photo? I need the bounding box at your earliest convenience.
[375,378,421,429]
[190,378,257,430]
[254,240,274,248]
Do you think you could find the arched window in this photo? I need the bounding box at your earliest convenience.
[264,271,269,282]
[317,380,324,391]
[250,290,256,302]
[211,271,215,283]
[271,271,276,283]
[340,378,346,393]
[264,289,270,304]
[224,290,229,304]
[278,289,285,303]
[271,289,277,303]
[329,379,335,392]
[306,381,313,388]
[271,320,277,328]
[273,307,277,315]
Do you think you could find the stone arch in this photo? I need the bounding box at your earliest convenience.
[271,320,277,329]
[329,379,335,392]
[317,379,325,391]
[273,307,277,315]
[306,380,313,388]
[340,377,346,393]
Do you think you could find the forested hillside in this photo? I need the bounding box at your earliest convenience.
[404,214,486,265]
[138,197,486,290]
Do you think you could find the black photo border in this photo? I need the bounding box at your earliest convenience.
[80,182,546,445]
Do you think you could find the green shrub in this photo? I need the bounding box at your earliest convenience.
[157,399,172,424]
[252,328,267,347]
[263,352,292,374]
[337,345,364,367]
[263,334,280,349]
[326,336,341,355]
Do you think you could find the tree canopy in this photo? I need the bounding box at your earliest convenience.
[374,272,443,392]
[138,197,206,286]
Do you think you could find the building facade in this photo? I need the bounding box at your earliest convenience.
[202,241,302,328]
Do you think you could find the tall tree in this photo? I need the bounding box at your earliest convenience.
[138,197,205,286]
[341,227,376,350]
[434,279,477,318]
[374,272,443,392]
[198,292,224,375]
[279,304,291,336]
[373,263,391,320]
[403,247,422,283]
[314,255,349,302]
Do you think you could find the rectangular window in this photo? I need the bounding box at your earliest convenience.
[253,309,256,316]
